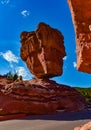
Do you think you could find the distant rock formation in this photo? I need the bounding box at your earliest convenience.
[68,0,91,73]
[20,22,66,78]
[0,78,86,115]
[74,121,91,130]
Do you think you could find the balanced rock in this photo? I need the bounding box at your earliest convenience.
[20,22,66,78]
[74,121,91,130]
[68,0,91,73]
[0,78,86,115]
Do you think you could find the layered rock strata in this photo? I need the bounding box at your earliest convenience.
[20,22,66,78]
[68,0,91,73]
[0,78,86,115]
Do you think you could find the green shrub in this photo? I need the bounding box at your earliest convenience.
[75,87,91,104]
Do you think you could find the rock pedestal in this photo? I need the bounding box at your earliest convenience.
[0,78,86,115]
[68,0,91,73]
[20,22,66,78]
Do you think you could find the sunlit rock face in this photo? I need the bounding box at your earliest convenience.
[20,22,66,78]
[74,121,91,130]
[68,0,91,73]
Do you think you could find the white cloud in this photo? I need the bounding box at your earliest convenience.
[73,61,77,68]
[21,10,30,17]
[1,0,10,4]
[63,56,67,61]
[0,50,19,63]
[15,67,28,77]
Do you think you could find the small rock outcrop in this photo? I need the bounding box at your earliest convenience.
[68,0,91,73]
[0,78,86,115]
[0,75,12,88]
[74,121,91,130]
[20,22,66,78]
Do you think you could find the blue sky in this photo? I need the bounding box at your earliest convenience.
[0,0,91,87]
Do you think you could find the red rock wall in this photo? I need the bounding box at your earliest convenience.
[20,23,66,78]
[68,0,91,73]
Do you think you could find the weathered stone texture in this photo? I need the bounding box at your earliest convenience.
[0,78,86,115]
[20,22,66,78]
[68,0,91,73]
[74,121,91,130]
[0,75,12,88]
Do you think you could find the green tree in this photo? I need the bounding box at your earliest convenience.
[19,75,23,80]
[13,73,18,81]
[5,71,13,80]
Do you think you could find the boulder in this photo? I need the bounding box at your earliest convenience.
[0,78,86,115]
[68,0,91,73]
[74,121,91,130]
[20,22,66,78]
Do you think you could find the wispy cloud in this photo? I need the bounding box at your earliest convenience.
[0,50,19,63]
[15,67,28,77]
[73,61,77,68]
[63,56,67,61]
[21,10,30,17]
[1,0,10,5]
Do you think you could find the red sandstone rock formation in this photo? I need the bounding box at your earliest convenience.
[20,22,66,78]
[0,75,12,88]
[0,78,86,115]
[68,0,91,73]
[74,121,91,130]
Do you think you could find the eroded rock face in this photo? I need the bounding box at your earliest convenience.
[74,121,91,130]
[0,75,12,88]
[20,22,66,78]
[68,0,91,73]
[0,78,86,115]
